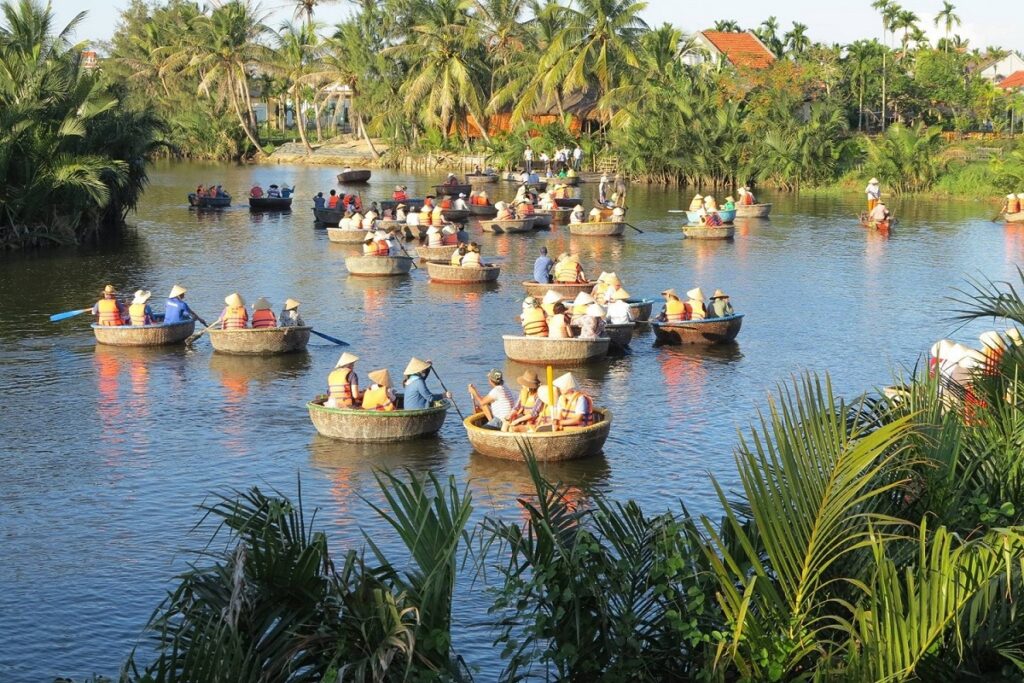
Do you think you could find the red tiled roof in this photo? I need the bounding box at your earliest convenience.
[701,31,775,70]
[999,71,1024,90]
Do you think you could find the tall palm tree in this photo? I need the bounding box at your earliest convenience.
[846,40,879,131]
[934,1,960,53]
[274,21,319,154]
[473,0,529,94]
[293,0,334,28]
[892,9,919,57]
[755,16,783,57]
[871,0,895,130]
[712,19,740,33]
[783,22,810,57]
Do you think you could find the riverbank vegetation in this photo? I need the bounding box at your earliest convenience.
[112,277,1024,681]
[97,0,1024,197]
[0,1,163,249]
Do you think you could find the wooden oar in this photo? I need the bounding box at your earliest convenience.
[624,222,644,234]
[310,329,349,346]
[430,366,465,420]
[49,308,92,322]
[667,210,688,214]
[992,208,1006,222]
[185,317,221,346]
[397,240,419,269]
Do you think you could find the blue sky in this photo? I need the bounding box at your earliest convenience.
[51,0,1021,52]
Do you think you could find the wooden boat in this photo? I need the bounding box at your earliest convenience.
[337,169,371,183]
[1007,211,1024,223]
[859,212,897,232]
[344,255,415,276]
[531,212,552,229]
[426,261,501,284]
[603,323,635,350]
[553,197,581,209]
[92,319,195,347]
[627,298,654,323]
[685,209,736,224]
[482,217,535,233]
[558,176,580,187]
[502,334,610,365]
[308,395,449,442]
[433,183,472,197]
[682,225,736,240]
[208,326,311,354]
[469,203,498,217]
[313,207,344,226]
[568,221,625,237]
[416,244,460,261]
[379,199,425,213]
[466,173,498,185]
[522,280,595,298]
[188,193,231,209]
[326,227,370,243]
[537,208,573,223]
[441,209,470,223]
[463,409,612,461]
[735,203,772,218]
[249,196,293,211]
[651,314,744,345]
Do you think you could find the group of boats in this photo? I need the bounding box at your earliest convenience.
[680,203,774,240]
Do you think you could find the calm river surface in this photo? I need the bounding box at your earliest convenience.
[0,161,1019,680]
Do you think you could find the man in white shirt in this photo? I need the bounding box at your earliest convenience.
[453,193,469,211]
[573,145,583,169]
[606,289,634,325]
[468,369,515,429]
[523,147,533,173]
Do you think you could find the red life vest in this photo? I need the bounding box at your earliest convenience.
[375,240,390,256]
[96,299,123,326]
[328,367,357,406]
[252,310,276,328]
[222,305,248,330]
[440,198,452,209]
[393,191,407,201]
[441,232,458,246]
[327,195,339,208]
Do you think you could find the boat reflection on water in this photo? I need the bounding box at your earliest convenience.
[207,350,312,387]
[93,344,166,454]
[657,342,743,424]
[467,451,612,517]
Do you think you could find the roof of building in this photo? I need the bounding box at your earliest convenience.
[700,31,776,70]
[998,70,1024,90]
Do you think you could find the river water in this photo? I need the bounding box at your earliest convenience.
[0,161,1018,680]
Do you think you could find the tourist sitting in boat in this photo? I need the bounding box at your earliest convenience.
[431,203,445,226]
[439,194,453,210]
[313,192,326,209]
[538,192,554,210]
[494,201,513,220]
[279,299,304,327]
[267,184,281,198]
[337,211,352,230]
[403,358,444,409]
[611,207,625,223]
[571,291,596,316]
[702,212,724,227]
[441,225,459,245]
[419,203,432,225]
[869,201,891,224]
[547,302,573,338]
[686,287,708,320]
[533,246,552,283]
[462,242,482,268]
[281,185,292,198]
[570,205,585,224]
[91,285,127,326]
[250,184,264,198]
[164,284,194,324]
[709,289,734,318]
[541,289,561,316]
[444,172,460,186]
[214,185,227,198]
[553,372,594,430]
[196,184,205,196]
[128,290,155,326]
[723,196,736,210]
[393,185,408,201]
[521,296,548,336]
[362,210,377,230]
[468,369,515,429]
[659,289,685,322]
[326,352,360,408]
[386,229,403,256]
[453,193,469,211]
[704,195,719,211]
[607,289,634,324]
[426,225,442,247]
[738,186,756,205]
[518,199,535,217]
[395,203,407,221]
[361,369,396,411]
[688,194,704,212]
[373,232,391,256]
[405,206,420,228]
[251,297,277,328]
[450,244,466,266]
[362,234,376,255]
[476,190,490,206]
[327,190,340,209]
[505,370,542,427]
[553,253,586,283]
[351,208,364,228]
[574,303,606,339]
[221,293,248,329]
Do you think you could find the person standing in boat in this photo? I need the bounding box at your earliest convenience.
[92,285,127,326]
[553,373,594,430]
[709,289,734,318]
[326,352,360,408]
[403,358,444,410]
[865,178,881,212]
[279,299,304,327]
[163,285,194,324]
[361,369,396,411]
[128,290,155,326]
[468,369,515,429]
[220,293,248,329]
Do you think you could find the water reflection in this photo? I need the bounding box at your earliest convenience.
[466,451,612,516]
[207,351,312,387]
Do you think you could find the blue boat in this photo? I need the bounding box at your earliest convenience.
[685,209,736,225]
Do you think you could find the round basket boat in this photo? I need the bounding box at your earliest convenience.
[326,227,369,243]
[1006,211,1024,224]
[627,298,654,323]
[249,196,292,211]
[685,209,736,224]
[466,173,498,185]
[553,197,580,209]
[531,213,552,229]
[308,395,450,442]
[208,326,311,355]
[683,225,736,240]
[502,334,610,365]
[463,409,612,461]
[522,280,595,298]
[858,213,897,232]
[603,323,635,350]
[441,209,470,223]
[651,314,744,345]
[416,244,460,261]
[736,203,772,218]
[568,221,625,237]
[313,207,343,226]
[92,320,195,347]
[426,261,500,284]
[189,193,231,209]
[469,204,498,217]
[434,183,472,197]
[344,255,415,277]
[337,169,371,183]
[482,217,535,233]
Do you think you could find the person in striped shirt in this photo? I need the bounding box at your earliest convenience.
[468,369,515,429]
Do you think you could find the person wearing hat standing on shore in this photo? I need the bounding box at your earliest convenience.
[403,358,448,410]
[220,293,249,329]
[686,288,707,320]
[553,372,594,430]
[92,285,128,326]
[361,369,397,411]
[709,289,734,318]
[468,369,515,429]
[865,178,881,212]
[659,289,685,322]
[251,297,277,329]
[279,299,304,327]
[163,284,195,325]
[326,353,361,408]
[128,290,155,326]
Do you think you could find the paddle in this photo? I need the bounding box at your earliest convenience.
[310,329,349,346]
[397,239,419,269]
[667,210,687,214]
[430,366,465,420]
[992,208,1006,222]
[49,308,92,322]
[624,222,644,234]
[185,317,221,346]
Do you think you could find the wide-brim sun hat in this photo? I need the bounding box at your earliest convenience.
[253,296,272,311]
[224,292,244,307]
[404,357,432,376]
[368,368,391,387]
[336,352,359,368]
[284,298,300,310]
[131,290,152,305]
[517,370,541,388]
[710,289,729,300]
[687,287,705,301]
[553,372,577,392]
[169,284,187,298]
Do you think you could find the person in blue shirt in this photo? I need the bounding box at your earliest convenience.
[313,192,326,209]
[402,357,445,410]
[281,185,293,199]
[163,284,202,325]
[533,246,553,283]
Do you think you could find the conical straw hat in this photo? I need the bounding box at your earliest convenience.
[404,357,431,375]
[542,290,562,305]
[573,292,595,306]
[368,369,391,387]
[284,298,300,310]
[224,292,244,307]
[661,288,678,298]
[253,297,272,311]
[553,372,577,392]
[169,284,187,298]
[612,289,631,300]
[336,352,359,367]
[686,287,705,301]
[710,289,729,300]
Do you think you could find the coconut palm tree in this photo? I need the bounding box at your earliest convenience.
[846,39,880,131]
[892,9,920,57]
[755,16,783,57]
[934,1,960,53]
[712,19,740,33]
[273,21,320,154]
[293,0,334,28]
[783,22,810,57]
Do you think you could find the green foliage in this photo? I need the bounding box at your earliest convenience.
[865,122,947,194]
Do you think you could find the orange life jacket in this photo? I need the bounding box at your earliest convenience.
[441,232,458,246]
[128,303,150,326]
[1009,198,1021,214]
[393,191,407,201]
[222,305,248,330]
[557,392,594,426]
[252,309,276,329]
[375,240,391,256]
[440,198,452,209]
[362,385,395,411]
[96,299,124,326]
[665,299,685,322]
[327,195,339,209]
[328,367,357,407]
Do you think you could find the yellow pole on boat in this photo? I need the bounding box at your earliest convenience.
[547,364,555,423]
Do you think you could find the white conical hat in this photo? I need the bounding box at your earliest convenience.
[404,357,432,375]
[253,296,272,311]
[224,292,244,307]
[573,292,595,306]
[980,330,1007,351]
[336,352,359,367]
[586,303,606,318]
[542,290,562,305]
[553,372,577,392]
[686,287,705,301]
